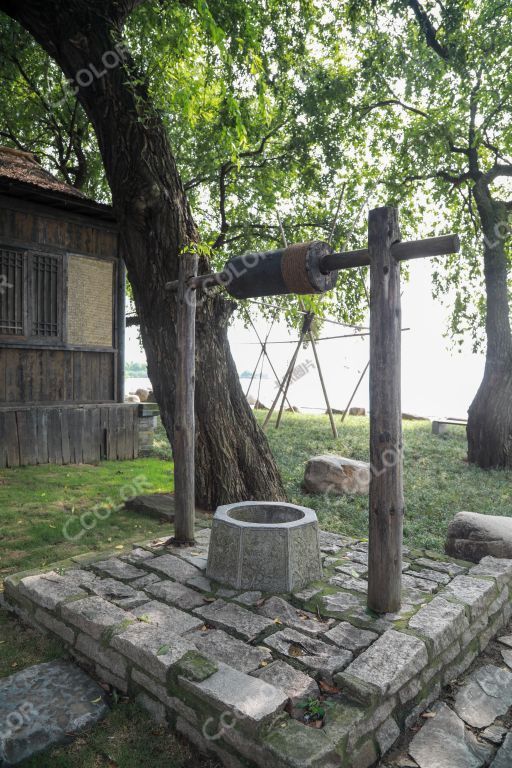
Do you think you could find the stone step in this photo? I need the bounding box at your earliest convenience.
[0,660,108,766]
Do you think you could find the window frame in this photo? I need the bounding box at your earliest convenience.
[0,244,64,345]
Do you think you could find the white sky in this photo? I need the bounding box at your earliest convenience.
[126,257,485,419]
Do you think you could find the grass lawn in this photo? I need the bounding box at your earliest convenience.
[0,412,511,766]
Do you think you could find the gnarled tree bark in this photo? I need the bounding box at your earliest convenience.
[1,0,285,507]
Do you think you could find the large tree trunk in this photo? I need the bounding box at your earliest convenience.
[2,0,285,507]
[467,179,512,468]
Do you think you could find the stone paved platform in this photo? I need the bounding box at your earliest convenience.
[4,528,512,768]
[0,660,108,766]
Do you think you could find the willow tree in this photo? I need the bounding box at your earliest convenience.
[348,0,512,468]
[1,0,379,506]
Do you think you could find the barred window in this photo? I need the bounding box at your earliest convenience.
[0,248,24,335]
[32,254,59,337]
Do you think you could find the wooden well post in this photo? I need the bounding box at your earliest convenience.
[367,207,404,614]
[173,251,198,544]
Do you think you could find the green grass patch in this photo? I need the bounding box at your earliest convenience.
[0,458,173,580]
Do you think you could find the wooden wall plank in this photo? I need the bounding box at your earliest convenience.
[47,408,63,464]
[35,407,49,464]
[16,409,37,464]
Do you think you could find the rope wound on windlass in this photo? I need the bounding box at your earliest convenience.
[224,241,338,300]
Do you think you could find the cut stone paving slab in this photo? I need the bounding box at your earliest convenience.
[75,633,128,678]
[453,664,512,728]
[186,575,212,592]
[258,596,335,636]
[469,557,512,589]
[408,701,492,768]
[415,557,468,576]
[131,572,160,589]
[111,622,196,682]
[193,599,276,642]
[144,554,200,582]
[90,578,149,609]
[121,547,155,564]
[60,596,134,641]
[337,630,428,698]
[190,628,272,673]
[401,573,439,594]
[17,573,87,610]
[501,649,512,670]
[408,567,451,586]
[444,575,497,619]
[321,591,363,615]
[251,660,319,703]
[329,575,368,594]
[145,580,206,610]
[179,662,288,732]
[335,561,368,577]
[0,660,108,766]
[91,557,144,581]
[264,627,352,680]
[498,635,512,649]
[61,569,99,588]
[323,621,378,653]
[236,591,263,606]
[408,596,468,656]
[131,600,204,635]
[376,716,400,756]
[490,733,512,768]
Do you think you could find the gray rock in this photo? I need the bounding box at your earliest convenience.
[179,662,288,732]
[408,596,468,656]
[409,701,492,768]
[121,547,155,564]
[145,580,206,610]
[401,572,438,594]
[481,724,507,744]
[338,630,428,697]
[258,596,335,636]
[62,569,99,588]
[490,733,512,768]
[501,649,512,670]
[91,557,143,582]
[454,665,512,728]
[319,530,349,551]
[446,511,512,562]
[111,622,196,682]
[190,628,272,673]
[376,716,400,756]
[303,455,370,495]
[444,575,497,619]
[264,627,352,680]
[251,660,319,702]
[124,492,175,521]
[131,600,204,635]
[293,585,323,603]
[498,635,512,649]
[0,660,108,766]
[323,621,378,652]
[60,596,134,640]
[193,599,276,642]
[216,587,238,598]
[18,572,87,610]
[409,568,451,586]
[145,554,200,582]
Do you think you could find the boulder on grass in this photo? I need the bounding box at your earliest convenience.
[303,455,370,495]
[445,511,512,562]
[135,388,149,402]
[349,406,366,416]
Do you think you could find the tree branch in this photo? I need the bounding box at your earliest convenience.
[407,0,450,61]
[360,98,429,119]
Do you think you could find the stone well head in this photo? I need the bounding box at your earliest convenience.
[206,501,322,593]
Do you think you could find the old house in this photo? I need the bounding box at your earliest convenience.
[0,146,144,467]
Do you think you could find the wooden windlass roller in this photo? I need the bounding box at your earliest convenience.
[223,241,337,299]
